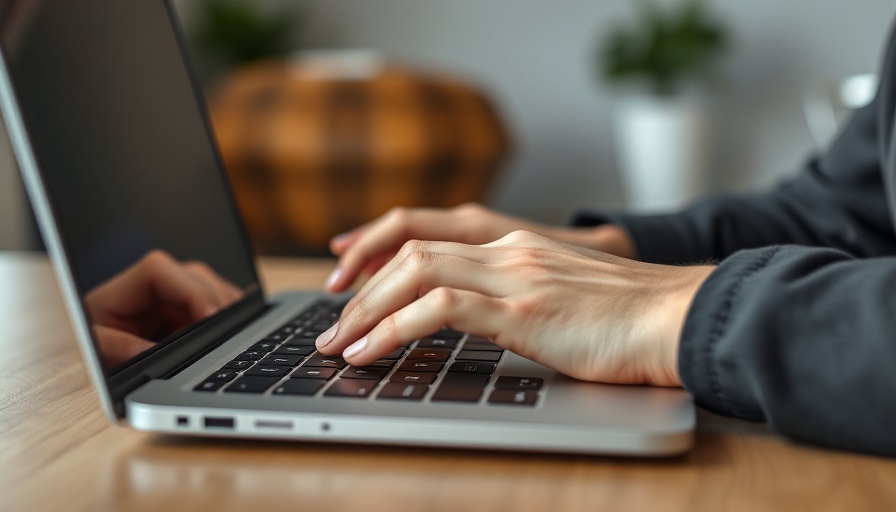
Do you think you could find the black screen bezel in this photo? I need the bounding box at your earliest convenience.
[0,0,269,417]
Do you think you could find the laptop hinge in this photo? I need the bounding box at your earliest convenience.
[107,292,268,417]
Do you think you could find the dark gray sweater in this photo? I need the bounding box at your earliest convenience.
[574,21,896,456]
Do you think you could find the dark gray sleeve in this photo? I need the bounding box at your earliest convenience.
[680,246,896,456]
[572,78,896,264]
[572,22,896,456]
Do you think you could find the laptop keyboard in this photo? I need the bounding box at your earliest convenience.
[194,301,543,406]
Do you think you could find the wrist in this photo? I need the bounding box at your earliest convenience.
[650,265,715,387]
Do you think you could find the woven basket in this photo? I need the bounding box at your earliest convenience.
[208,59,511,254]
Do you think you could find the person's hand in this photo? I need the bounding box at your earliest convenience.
[316,231,713,386]
[86,250,243,366]
[325,203,636,293]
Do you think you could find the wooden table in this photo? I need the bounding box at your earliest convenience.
[1,252,894,511]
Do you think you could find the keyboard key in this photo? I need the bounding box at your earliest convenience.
[235,350,268,361]
[207,370,238,381]
[341,367,390,380]
[454,350,502,363]
[431,374,489,402]
[367,359,397,368]
[249,341,278,352]
[195,379,228,392]
[263,333,289,342]
[272,379,326,396]
[399,360,444,372]
[447,362,496,375]
[222,359,253,370]
[416,338,459,349]
[259,354,303,367]
[291,367,337,380]
[225,376,280,394]
[406,348,452,362]
[494,376,544,390]
[273,345,315,357]
[390,371,437,385]
[488,389,537,406]
[309,321,333,332]
[324,378,378,398]
[194,371,237,392]
[285,336,318,347]
[244,365,291,378]
[432,329,464,339]
[379,349,406,360]
[275,325,300,335]
[377,382,429,401]
[304,356,347,369]
[462,341,503,352]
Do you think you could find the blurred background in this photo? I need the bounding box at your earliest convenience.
[0,0,893,255]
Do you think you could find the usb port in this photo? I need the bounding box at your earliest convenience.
[203,417,235,429]
[255,420,293,430]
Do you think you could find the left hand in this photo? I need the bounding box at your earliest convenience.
[316,231,714,386]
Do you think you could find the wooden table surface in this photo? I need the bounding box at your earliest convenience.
[1,252,895,511]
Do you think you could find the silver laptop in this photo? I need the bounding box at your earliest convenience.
[0,0,693,455]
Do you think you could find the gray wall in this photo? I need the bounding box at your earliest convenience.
[290,0,895,223]
[174,0,895,223]
[3,1,891,250]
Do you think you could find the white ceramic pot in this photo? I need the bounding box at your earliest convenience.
[613,96,710,212]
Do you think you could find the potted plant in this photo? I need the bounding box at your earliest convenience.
[597,0,729,211]
[190,0,307,82]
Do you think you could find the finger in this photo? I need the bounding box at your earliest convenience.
[360,252,394,278]
[94,325,156,367]
[343,239,495,312]
[326,208,469,293]
[329,227,365,255]
[340,288,508,367]
[336,238,501,326]
[85,250,220,329]
[145,258,225,320]
[317,251,506,355]
[184,261,244,307]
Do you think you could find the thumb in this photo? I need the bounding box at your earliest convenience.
[93,325,156,367]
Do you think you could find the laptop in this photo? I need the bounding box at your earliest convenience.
[0,0,694,455]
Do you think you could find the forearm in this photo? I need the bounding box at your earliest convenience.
[679,246,896,456]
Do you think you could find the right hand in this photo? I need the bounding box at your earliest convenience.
[86,250,244,366]
[325,203,636,293]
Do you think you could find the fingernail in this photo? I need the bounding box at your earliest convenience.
[315,323,338,349]
[343,337,367,358]
[325,266,343,291]
[332,232,352,244]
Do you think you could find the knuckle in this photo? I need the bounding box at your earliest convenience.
[428,287,457,309]
[186,260,213,274]
[513,247,545,269]
[507,297,538,325]
[142,249,175,273]
[386,206,410,224]
[503,229,534,244]
[345,297,375,326]
[397,238,425,259]
[454,202,483,216]
[378,315,401,342]
[143,249,171,266]
[402,244,433,272]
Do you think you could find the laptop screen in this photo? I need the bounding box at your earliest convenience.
[0,0,260,373]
